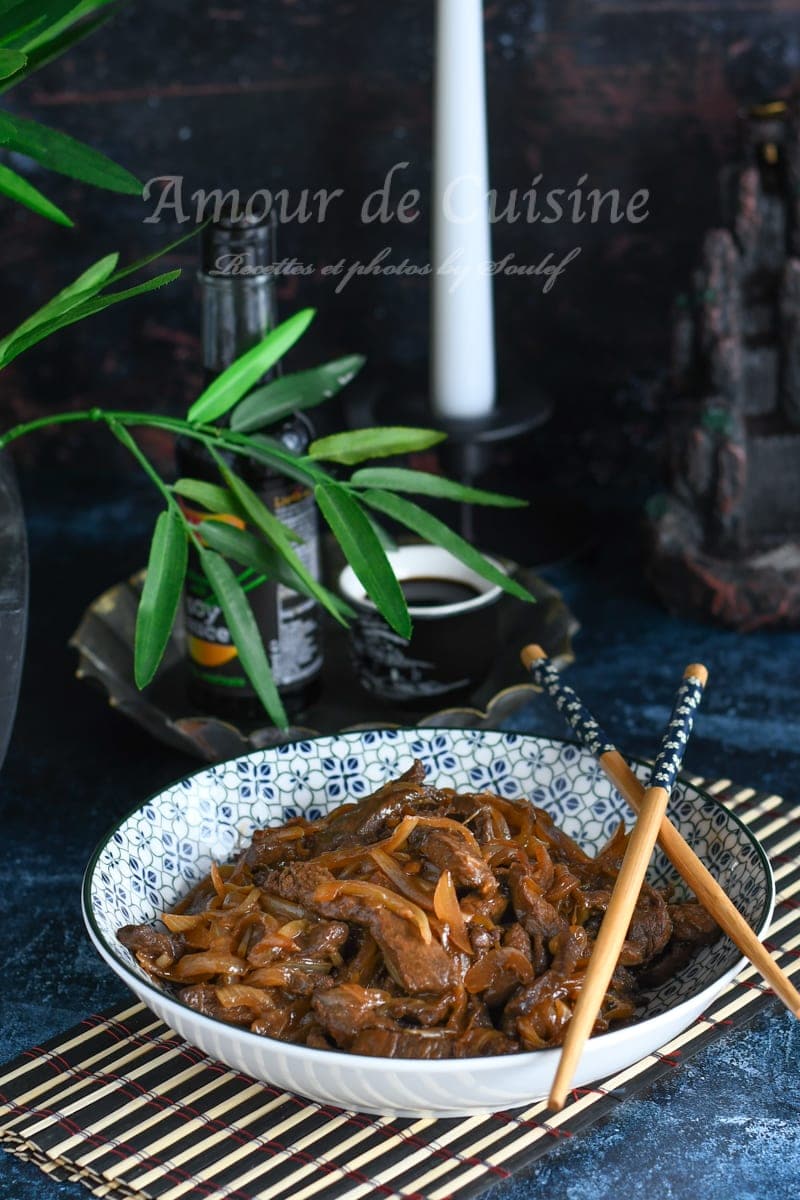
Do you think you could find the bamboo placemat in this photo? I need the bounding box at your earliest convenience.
[1,778,798,1200]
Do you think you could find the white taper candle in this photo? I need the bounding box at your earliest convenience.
[431,0,496,420]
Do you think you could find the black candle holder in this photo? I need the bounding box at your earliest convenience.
[344,381,551,538]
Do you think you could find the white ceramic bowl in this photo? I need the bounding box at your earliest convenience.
[83,729,774,1117]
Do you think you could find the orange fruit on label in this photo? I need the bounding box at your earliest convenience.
[188,636,239,668]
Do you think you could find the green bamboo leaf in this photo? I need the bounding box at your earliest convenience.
[0,268,180,365]
[360,490,537,605]
[0,159,71,225]
[134,507,187,689]
[230,354,366,433]
[195,544,288,729]
[308,426,446,466]
[11,0,116,52]
[108,219,208,284]
[0,251,117,356]
[348,467,527,508]
[217,464,303,545]
[1,7,113,90]
[0,0,81,45]
[8,10,106,77]
[187,308,316,426]
[315,480,411,639]
[199,519,355,624]
[172,478,240,517]
[0,111,140,193]
[0,0,72,43]
[0,47,24,76]
[221,431,320,487]
[364,510,397,553]
[214,459,347,626]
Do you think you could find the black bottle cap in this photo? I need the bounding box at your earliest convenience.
[201,204,276,276]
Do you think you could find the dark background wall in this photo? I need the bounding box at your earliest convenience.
[3,0,800,506]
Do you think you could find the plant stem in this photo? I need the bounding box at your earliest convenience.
[104,417,204,550]
[105,418,174,507]
[0,408,105,446]
[0,407,328,486]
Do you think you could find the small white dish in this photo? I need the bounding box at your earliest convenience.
[83,728,774,1117]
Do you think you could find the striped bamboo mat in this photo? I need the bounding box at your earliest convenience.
[1,778,798,1200]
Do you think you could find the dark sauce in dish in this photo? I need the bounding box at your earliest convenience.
[399,577,483,608]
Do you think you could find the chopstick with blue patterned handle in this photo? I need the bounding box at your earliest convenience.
[521,644,800,1025]
[542,658,709,1109]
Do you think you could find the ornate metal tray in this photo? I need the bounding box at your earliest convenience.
[70,565,578,762]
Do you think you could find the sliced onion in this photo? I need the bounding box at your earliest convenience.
[223,885,262,913]
[314,879,432,944]
[260,894,307,921]
[210,863,227,899]
[246,960,332,988]
[278,919,308,938]
[378,815,420,853]
[171,951,248,981]
[369,848,436,912]
[161,912,203,932]
[433,870,473,955]
[216,984,272,1010]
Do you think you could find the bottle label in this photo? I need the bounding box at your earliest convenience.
[181,487,323,698]
[268,487,324,687]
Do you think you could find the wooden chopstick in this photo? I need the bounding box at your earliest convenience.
[541,660,709,1110]
[521,644,800,1022]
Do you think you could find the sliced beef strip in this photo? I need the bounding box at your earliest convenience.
[465,947,534,1009]
[503,922,532,961]
[117,925,185,976]
[668,901,720,945]
[264,862,459,994]
[370,912,460,994]
[309,760,442,852]
[250,997,311,1040]
[453,1029,518,1057]
[469,922,500,957]
[635,901,721,987]
[383,992,459,1027]
[311,984,397,1047]
[296,920,350,958]
[244,824,309,870]
[438,796,501,844]
[179,984,312,1041]
[507,864,568,944]
[619,886,673,966]
[415,828,496,895]
[250,963,336,996]
[501,927,591,1036]
[550,925,591,976]
[178,984,253,1026]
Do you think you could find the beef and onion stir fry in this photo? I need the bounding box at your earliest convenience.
[118,762,720,1058]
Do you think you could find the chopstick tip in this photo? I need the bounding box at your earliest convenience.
[546,1089,566,1113]
[683,663,709,687]
[521,644,546,670]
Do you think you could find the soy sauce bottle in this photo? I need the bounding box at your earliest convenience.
[176,211,323,719]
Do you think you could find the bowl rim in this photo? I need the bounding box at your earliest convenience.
[337,546,507,620]
[82,727,776,1072]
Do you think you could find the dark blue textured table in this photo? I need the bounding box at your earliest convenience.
[2,470,799,1200]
